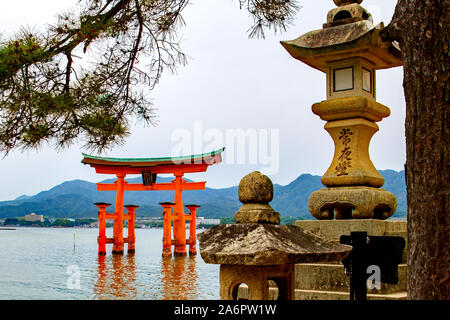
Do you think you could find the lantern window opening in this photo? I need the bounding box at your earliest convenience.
[333,10,352,22]
[362,67,372,93]
[333,66,354,92]
[362,11,370,21]
[232,283,250,300]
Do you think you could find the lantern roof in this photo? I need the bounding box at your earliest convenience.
[198,223,351,265]
[280,2,402,72]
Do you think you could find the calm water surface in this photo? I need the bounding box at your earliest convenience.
[0,227,220,300]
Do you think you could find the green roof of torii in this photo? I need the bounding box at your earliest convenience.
[81,147,225,167]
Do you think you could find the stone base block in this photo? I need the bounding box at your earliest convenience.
[295,263,407,295]
[235,203,280,224]
[291,219,408,300]
[237,285,408,300]
[296,219,406,240]
[295,219,407,262]
[295,289,407,300]
[308,187,397,220]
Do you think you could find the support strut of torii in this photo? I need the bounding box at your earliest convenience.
[81,148,224,257]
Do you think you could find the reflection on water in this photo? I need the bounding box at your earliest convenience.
[94,254,138,299]
[92,253,200,300]
[0,228,219,299]
[161,256,199,300]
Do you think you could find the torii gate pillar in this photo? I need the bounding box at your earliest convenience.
[112,174,126,254]
[173,173,187,256]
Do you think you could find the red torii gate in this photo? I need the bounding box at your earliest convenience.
[81,148,224,257]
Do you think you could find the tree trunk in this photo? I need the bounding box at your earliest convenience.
[383,0,449,299]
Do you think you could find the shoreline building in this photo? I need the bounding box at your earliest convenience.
[24,213,44,223]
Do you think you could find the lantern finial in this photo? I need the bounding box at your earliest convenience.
[333,0,363,6]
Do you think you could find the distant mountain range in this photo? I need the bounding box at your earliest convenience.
[0,170,407,220]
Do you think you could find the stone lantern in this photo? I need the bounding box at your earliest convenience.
[280,1,408,300]
[198,172,351,300]
[281,0,402,220]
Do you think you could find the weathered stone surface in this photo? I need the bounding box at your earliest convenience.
[312,96,390,122]
[308,187,397,220]
[238,171,273,204]
[285,20,374,50]
[295,263,407,294]
[198,223,351,265]
[235,203,280,224]
[295,288,407,300]
[321,118,384,188]
[234,171,279,224]
[296,219,408,262]
[280,23,402,72]
[296,219,407,241]
[308,188,396,220]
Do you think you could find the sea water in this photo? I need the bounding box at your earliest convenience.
[0,227,220,300]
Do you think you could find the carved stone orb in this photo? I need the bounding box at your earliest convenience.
[238,171,273,204]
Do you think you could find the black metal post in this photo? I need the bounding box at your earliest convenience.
[341,231,406,301]
[349,232,368,301]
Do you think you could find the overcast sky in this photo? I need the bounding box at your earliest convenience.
[0,0,405,201]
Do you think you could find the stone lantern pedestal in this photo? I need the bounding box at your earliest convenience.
[198,172,351,300]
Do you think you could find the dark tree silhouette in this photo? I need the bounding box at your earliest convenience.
[0,0,300,152]
[381,0,449,300]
